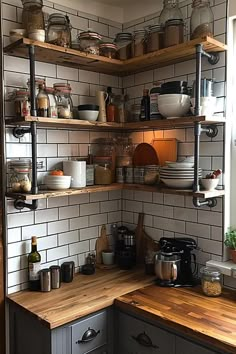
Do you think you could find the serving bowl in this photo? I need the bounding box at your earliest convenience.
[78,105,99,121]
[161,178,194,189]
[158,94,190,118]
[44,175,71,190]
[201,178,219,191]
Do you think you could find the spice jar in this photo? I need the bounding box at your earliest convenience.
[99,43,117,59]
[47,14,71,48]
[146,25,164,53]
[159,0,183,28]
[132,30,146,57]
[54,83,73,119]
[200,266,222,297]
[78,31,102,55]
[22,0,45,36]
[114,32,133,60]
[45,87,58,118]
[37,83,49,117]
[14,90,30,118]
[95,163,112,185]
[164,19,184,47]
[9,159,32,193]
[190,0,214,40]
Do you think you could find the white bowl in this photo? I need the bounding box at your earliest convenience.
[201,178,219,191]
[158,99,190,118]
[44,175,71,189]
[78,110,99,121]
[28,30,45,42]
[161,178,194,189]
[158,94,190,105]
[44,175,71,181]
[190,97,216,116]
[165,161,194,168]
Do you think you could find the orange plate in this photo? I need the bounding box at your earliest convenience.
[133,143,159,166]
[151,138,178,166]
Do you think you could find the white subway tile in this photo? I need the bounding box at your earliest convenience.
[174,59,195,76]
[89,213,107,227]
[122,211,134,224]
[70,14,88,30]
[47,196,69,208]
[69,194,89,205]
[100,200,119,213]
[153,216,185,233]
[2,19,22,36]
[135,70,153,85]
[48,219,69,235]
[53,3,77,15]
[143,202,163,217]
[8,241,30,258]
[68,131,89,144]
[57,66,78,81]
[58,230,79,246]
[198,238,222,256]
[79,70,99,84]
[109,190,122,200]
[59,205,79,220]
[186,222,211,238]
[108,211,121,223]
[22,223,47,240]
[145,227,163,241]
[35,208,58,224]
[47,245,69,262]
[58,144,79,157]
[8,257,21,273]
[4,55,29,74]
[8,228,21,243]
[198,210,222,227]
[47,158,64,171]
[163,206,174,218]
[69,240,90,256]
[37,144,57,158]
[164,194,184,207]
[124,200,142,213]
[8,285,21,294]
[99,73,119,88]
[38,235,57,251]
[153,192,164,204]
[80,202,100,216]
[47,130,68,144]
[8,212,34,228]
[211,226,223,241]
[6,143,31,158]
[134,190,152,203]
[174,207,197,222]
[80,226,98,241]
[35,62,56,77]
[212,3,227,20]
[70,216,89,230]
[90,192,109,202]
[89,20,108,36]
[8,269,27,287]
[154,65,174,80]
[200,141,223,156]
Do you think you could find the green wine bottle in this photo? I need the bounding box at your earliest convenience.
[28,236,41,291]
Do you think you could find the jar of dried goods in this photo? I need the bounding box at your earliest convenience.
[114,32,133,60]
[159,0,183,28]
[14,90,30,117]
[54,83,73,119]
[47,14,71,48]
[37,83,49,117]
[95,163,112,185]
[200,266,222,297]
[99,43,117,59]
[45,87,58,118]
[78,31,102,55]
[9,159,32,193]
[22,0,45,35]
[132,30,146,57]
[146,25,164,53]
[164,19,184,47]
[190,0,214,40]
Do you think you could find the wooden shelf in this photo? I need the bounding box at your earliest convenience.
[4,36,227,76]
[6,183,225,201]
[6,115,225,131]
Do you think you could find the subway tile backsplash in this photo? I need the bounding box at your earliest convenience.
[3,0,229,293]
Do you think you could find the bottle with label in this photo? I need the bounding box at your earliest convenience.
[37,83,49,117]
[140,89,150,121]
[28,236,41,291]
[150,85,162,120]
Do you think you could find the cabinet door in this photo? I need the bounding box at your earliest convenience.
[176,337,217,354]
[71,310,107,354]
[88,345,108,354]
[117,311,175,354]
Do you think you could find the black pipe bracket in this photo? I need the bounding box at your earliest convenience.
[200,47,220,66]
[14,199,38,211]
[203,125,218,138]
[193,197,217,208]
[13,126,32,139]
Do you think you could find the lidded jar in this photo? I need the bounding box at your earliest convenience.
[14,90,30,118]
[54,83,73,119]
[47,14,71,47]
[114,32,133,60]
[22,0,45,35]
[164,19,184,47]
[146,24,164,53]
[190,0,214,39]
[45,87,58,118]
[159,0,183,28]
[78,31,102,55]
[132,30,146,57]
[200,266,222,297]
[9,159,32,193]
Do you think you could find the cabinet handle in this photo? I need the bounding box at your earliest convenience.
[132,331,158,349]
[76,327,100,344]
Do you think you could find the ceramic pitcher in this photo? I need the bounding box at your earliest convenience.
[96,91,108,122]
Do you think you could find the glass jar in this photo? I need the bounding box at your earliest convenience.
[95,163,112,185]
[9,160,32,193]
[164,19,184,47]
[45,87,58,118]
[159,0,183,28]
[146,25,164,53]
[200,266,222,297]
[37,83,49,117]
[54,83,73,119]
[47,14,71,48]
[190,0,214,40]
[27,77,45,100]
[116,137,133,167]
[14,90,30,117]
[22,0,45,35]
[99,43,117,59]
[132,30,146,57]
[78,31,102,55]
[144,165,160,185]
[130,104,141,122]
[114,33,133,60]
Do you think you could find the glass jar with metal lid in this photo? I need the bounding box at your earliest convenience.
[132,30,147,57]
[200,266,222,297]
[146,25,164,53]
[159,0,183,28]
[9,159,32,193]
[99,43,117,59]
[190,0,214,40]
[54,83,73,119]
[78,31,102,55]
[114,32,133,60]
[14,90,30,118]
[27,77,45,101]
[45,87,58,118]
[22,0,45,35]
[164,19,184,47]
[47,13,71,48]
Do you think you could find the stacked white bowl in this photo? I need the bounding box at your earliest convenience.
[158,94,191,118]
[44,175,71,190]
[160,159,201,189]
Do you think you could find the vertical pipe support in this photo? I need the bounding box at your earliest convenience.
[31,122,38,194]
[195,44,203,117]
[29,45,37,117]
[193,122,201,192]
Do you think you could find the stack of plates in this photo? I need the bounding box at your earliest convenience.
[160,167,202,189]
[44,175,71,190]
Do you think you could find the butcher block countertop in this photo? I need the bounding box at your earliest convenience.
[7,268,155,329]
[115,285,236,354]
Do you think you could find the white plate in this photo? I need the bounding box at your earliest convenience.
[160,175,201,179]
[161,167,201,172]
[161,178,194,189]
[165,161,194,168]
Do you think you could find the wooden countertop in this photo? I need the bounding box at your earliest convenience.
[115,286,236,354]
[7,268,155,329]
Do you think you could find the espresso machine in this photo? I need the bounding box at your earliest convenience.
[154,237,198,287]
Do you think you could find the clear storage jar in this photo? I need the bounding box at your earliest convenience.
[159,0,183,27]
[27,77,45,100]
[54,83,73,119]
[45,87,58,118]
[22,0,45,35]
[14,90,30,118]
[190,0,214,40]
[78,31,102,55]
[99,43,117,59]
[132,30,146,57]
[9,160,32,193]
[164,19,184,47]
[47,14,71,48]
[95,163,112,185]
[114,33,133,60]
[200,266,222,297]
[146,25,164,53]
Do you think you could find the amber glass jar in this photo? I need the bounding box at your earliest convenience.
[164,19,184,47]
[146,25,164,53]
[132,30,146,57]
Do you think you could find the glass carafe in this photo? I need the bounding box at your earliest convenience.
[190,0,214,39]
[22,0,45,35]
[159,0,183,27]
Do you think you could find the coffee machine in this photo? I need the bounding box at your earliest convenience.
[155,237,198,287]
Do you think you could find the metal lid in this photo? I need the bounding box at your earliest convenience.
[200,266,221,277]
[9,159,32,167]
[148,24,163,33]
[48,13,71,25]
[45,87,55,94]
[100,43,117,50]
[165,19,184,26]
[78,104,99,111]
[78,31,102,41]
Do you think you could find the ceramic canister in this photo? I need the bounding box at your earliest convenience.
[63,160,86,188]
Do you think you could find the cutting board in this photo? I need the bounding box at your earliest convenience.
[135,213,145,264]
[95,225,109,265]
[151,138,178,166]
[133,143,159,166]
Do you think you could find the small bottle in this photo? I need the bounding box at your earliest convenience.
[140,89,150,121]
[37,83,49,117]
[87,145,93,164]
[106,87,116,122]
[28,236,41,291]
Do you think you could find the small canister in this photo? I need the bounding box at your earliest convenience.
[50,265,61,289]
[61,261,75,283]
[40,268,51,292]
[86,164,94,186]
[200,266,222,297]
[125,167,134,184]
[146,24,164,53]
[134,167,145,184]
[116,167,125,183]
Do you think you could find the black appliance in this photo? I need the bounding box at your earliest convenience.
[115,226,136,270]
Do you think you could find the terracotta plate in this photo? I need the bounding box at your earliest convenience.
[133,143,159,166]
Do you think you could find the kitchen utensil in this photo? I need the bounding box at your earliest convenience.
[95,225,109,265]
[155,253,181,282]
[124,232,135,247]
[50,265,61,289]
[151,138,177,166]
[78,104,99,121]
[135,213,144,264]
[133,143,159,167]
[192,78,214,98]
[96,91,108,122]
[201,178,219,191]
[40,268,51,292]
[63,161,86,188]
[160,178,194,189]
[61,261,75,283]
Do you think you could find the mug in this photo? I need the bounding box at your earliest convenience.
[63,160,86,188]
[96,91,108,122]
[102,250,115,265]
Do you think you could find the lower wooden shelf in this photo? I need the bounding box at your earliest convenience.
[6,183,225,201]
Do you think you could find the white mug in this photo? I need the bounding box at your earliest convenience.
[96,91,108,122]
[63,161,86,188]
[102,250,115,265]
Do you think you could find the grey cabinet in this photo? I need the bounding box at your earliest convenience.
[175,337,217,354]
[117,311,175,354]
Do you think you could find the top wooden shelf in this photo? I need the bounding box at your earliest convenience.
[4,36,227,76]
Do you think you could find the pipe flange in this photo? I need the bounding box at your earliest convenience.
[14,199,38,211]
[208,52,220,65]
[13,127,31,138]
[207,198,218,208]
[206,125,218,138]
[192,197,217,208]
